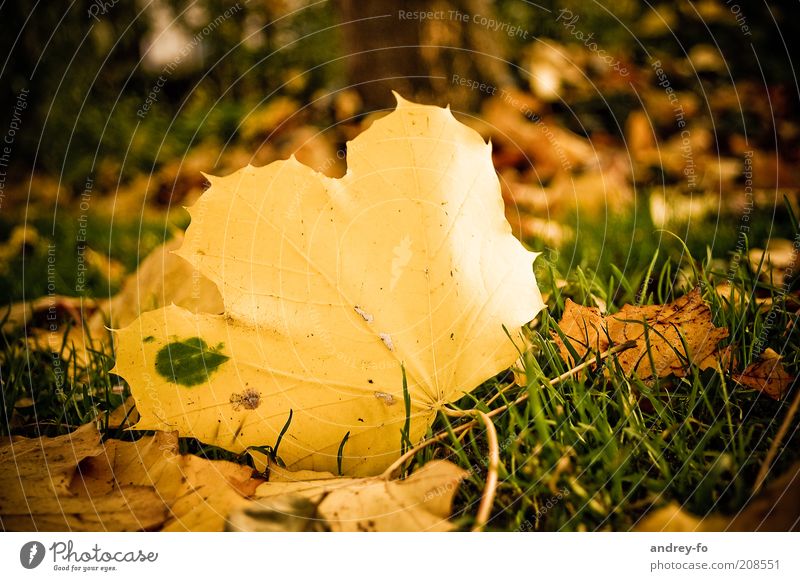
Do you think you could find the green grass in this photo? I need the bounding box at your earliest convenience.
[0,210,178,305]
[1,208,798,531]
[427,240,799,531]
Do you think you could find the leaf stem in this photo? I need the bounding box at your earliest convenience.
[472,411,499,531]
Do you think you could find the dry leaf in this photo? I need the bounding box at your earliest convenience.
[637,462,800,532]
[734,348,794,400]
[713,282,776,309]
[229,460,467,532]
[0,423,103,503]
[554,289,729,380]
[104,395,140,430]
[1,295,96,334]
[0,424,165,531]
[0,424,464,532]
[0,425,265,532]
[748,238,797,282]
[113,94,544,476]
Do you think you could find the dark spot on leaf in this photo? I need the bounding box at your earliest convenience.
[230,388,262,411]
[143,335,155,343]
[155,337,229,386]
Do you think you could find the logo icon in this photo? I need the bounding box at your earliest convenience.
[20,541,46,569]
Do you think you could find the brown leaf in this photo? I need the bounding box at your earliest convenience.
[104,396,140,430]
[0,424,166,531]
[1,423,464,532]
[231,461,468,532]
[735,348,794,400]
[554,289,729,380]
[748,238,797,283]
[0,425,265,532]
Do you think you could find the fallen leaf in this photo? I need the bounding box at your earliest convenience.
[229,460,467,532]
[0,424,165,531]
[713,282,776,309]
[113,94,545,476]
[104,396,140,430]
[226,494,329,532]
[0,425,265,532]
[1,295,95,334]
[635,502,726,532]
[554,289,729,380]
[637,462,800,532]
[748,238,797,283]
[734,348,794,400]
[90,235,223,334]
[0,423,103,502]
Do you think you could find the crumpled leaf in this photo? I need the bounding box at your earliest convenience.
[0,423,103,506]
[0,425,264,532]
[113,94,544,476]
[0,424,164,531]
[734,348,794,400]
[554,289,728,380]
[229,460,467,532]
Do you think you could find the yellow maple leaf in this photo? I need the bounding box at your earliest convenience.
[113,94,544,476]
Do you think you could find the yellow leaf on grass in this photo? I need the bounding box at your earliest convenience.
[113,94,545,476]
[554,289,728,380]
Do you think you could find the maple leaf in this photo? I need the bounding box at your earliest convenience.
[553,289,728,380]
[113,94,545,476]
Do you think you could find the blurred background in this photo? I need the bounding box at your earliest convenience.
[0,0,798,305]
